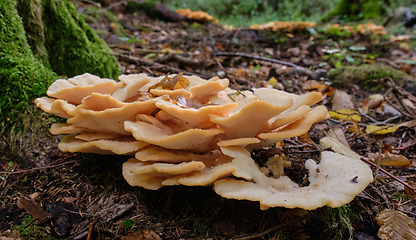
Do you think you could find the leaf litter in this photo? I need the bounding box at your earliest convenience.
[1,1,416,239]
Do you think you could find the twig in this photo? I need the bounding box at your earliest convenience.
[63,208,93,217]
[80,0,101,8]
[361,157,416,194]
[171,54,203,67]
[105,202,135,223]
[74,230,89,240]
[232,217,304,240]
[393,139,416,150]
[382,78,416,119]
[383,89,411,118]
[215,51,316,78]
[87,222,94,240]
[97,227,115,236]
[106,0,128,10]
[211,50,248,85]
[115,53,211,79]
[0,159,81,175]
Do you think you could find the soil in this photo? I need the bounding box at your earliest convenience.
[1,3,416,240]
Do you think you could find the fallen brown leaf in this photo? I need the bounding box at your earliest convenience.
[368,152,410,168]
[376,209,416,240]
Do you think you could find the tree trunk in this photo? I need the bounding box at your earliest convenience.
[322,0,384,22]
[0,0,120,131]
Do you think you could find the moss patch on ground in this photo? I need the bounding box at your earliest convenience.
[327,64,410,92]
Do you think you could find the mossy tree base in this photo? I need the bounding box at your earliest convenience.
[0,0,120,131]
[322,0,384,22]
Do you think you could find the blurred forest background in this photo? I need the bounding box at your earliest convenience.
[160,0,414,26]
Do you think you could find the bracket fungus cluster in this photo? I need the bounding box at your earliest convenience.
[36,72,373,210]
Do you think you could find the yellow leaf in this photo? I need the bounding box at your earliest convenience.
[329,109,361,122]
[268,77,278,88]
[377,209,416,240]
[366,121,416,135]
[366,124,400,134]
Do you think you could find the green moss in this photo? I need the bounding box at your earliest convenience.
[42,0,120,78]
[13,215,56,240]
[308,205,356,240]
[1,0,120,132]
[0,0,57,132]
[327,64,410,91]
[362,0,383,19]
[0,0,33,57]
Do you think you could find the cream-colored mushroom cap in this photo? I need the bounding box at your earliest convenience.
[35,97,76,118]
[155,97,238,128]
[254,86,323,110]
[135,145,223,163]
[124,114,223,151]
[259,105,329,140]
[188,77,229,103]
[58,135,148,155]
[47,73,122,105]
[67,98,156,134]
[112,74,151,102]
[49,123,88,135]
[210,99,293,139]
[123,159,166,190]
[214,148,373,210]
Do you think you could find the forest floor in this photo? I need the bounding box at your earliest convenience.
[2,2,416,240]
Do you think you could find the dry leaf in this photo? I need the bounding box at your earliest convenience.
[320,136,361,159]
[122,230,162,240]
[368,152,411,167]
[332,90,354,111]
[376,209,416,240]
[327,128,350,149]
[329,109,361,122]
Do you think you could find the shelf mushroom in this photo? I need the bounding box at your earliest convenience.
[36,73,373,210]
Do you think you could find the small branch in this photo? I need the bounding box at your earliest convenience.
[381,78,416,119]
[232,217,305,240]
[80,0,101,8]
[74,230,89,240]
[215,51,316,78]
[361,157,416,193]
[211,50,248,85]
[106,0,128,10]
[105,202,135,223]
[393,139,416,150]
[115,53,211,79]
[87,222,94,240]
[0,158,81,175]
